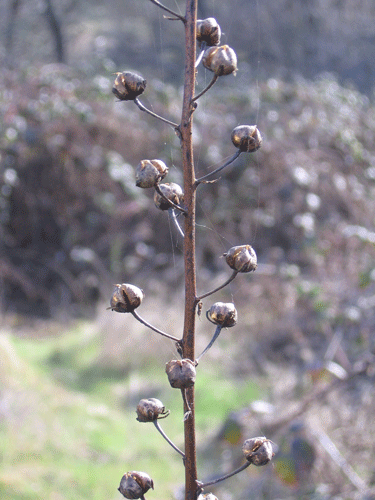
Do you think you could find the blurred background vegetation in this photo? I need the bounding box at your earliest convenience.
[0,0,375,499]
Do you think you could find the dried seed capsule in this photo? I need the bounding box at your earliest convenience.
[136,398,169,422]
[136,159,168,188]
[196,18,221,46]
[242,437,274,466]
[231,125,262,153]
[202,45,237,76]
[166,359,196,389]
[113,71,146,101]
[206,302,237,327]
[198,494,219,500]
[154,182,184,211]
[110,284,144,313]
[118,471,154,499]
[224,245,257,273]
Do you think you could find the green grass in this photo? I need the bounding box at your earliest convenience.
[0,323,258,500]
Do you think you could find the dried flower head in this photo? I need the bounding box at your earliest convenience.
[113,71,146,101]
[166,359,196,389]
[136,159,169,188]
[118,471,154,499]
[202,45,237,76]
[136,398,170,422]
[242,437,274,466]
[110,284,144,313]
[206,302,238,327]
[224,245,257,273]
[196,18,221,46]
[154,182,184,211]
[231,125,262,152]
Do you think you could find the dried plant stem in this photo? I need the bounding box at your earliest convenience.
[196,325,222,363]
[191,74,218,102]
[197,461,251,490]
[134,97,179,129]
[195,150,242,184]
[131,310,180,342]
[153,421,185,458]
[148,0,186,23]
[168,208,185,238]
[196,270,238,300]
[181,2,198,500]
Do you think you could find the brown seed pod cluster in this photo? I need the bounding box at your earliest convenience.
[118,471,154,499]
[136,159,169,188]
[196,18,221,47]
[224,245,257,273]
[165,359,196,389]
[242,437,274,466]
[231,125,262,152]
[113,71,147,101]
[206,302,238,327]
[202,45,237,76]
[110,283,144,313]
[136,398,170,422]
[154,182,184,211]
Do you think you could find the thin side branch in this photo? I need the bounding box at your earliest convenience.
[195,150,242,184]
[197,461,251,490]
[134,97,179,129]
[168,208,185,238]
[196,270,238,300]
[149,0,186,23]
[196,325,222,364]
[153,421,185,458]
[191,74,218,102]
[131,310,180,342]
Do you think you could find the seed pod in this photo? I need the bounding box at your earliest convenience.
[136,398,169,422]
[110,284,144,313]
[198,494,219,500]
[154,183,184,211]
[113,71,146,101]
[242,437,274,466]
[202,45,237,76]
[231,125,262,153]
[136,159,168,188]
[206,302,237,327]
[196,18,221,46]
[166,359,196,389]
[224,245,257,273]
[118,471,154,499]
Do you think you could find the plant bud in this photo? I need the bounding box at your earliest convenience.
[196,18,221,46]
[242,437,274,466]
[166,359,196,389]
[136,159,168,188]
[136,398,169,422]
[154,183,184,211]
[113,71,146,101]
[224,245,257,273]
[202,45,237,76]
[231,125,262,152]
[110,283,144,313]
[206,302,237,327]
[118,471,154,499]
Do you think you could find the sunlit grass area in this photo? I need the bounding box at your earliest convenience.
[0,320,258,500]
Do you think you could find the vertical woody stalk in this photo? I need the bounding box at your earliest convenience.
[181,2,198,500]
